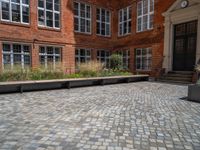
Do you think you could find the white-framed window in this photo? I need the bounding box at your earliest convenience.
[137,0,154,32]
[0,0,29,24]
[75,48,91,65]
[116,50,130,70]
[135,48,152,71]
[119,6,131,36]
[96,8,111,37]
[97,50,110,68]
[38,0,60,29]
[39,46,61,69]
[74,1,91,34]
[2,43,31,70]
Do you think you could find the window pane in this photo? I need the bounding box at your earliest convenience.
[12,3,20,22]
[1,2,10,20]
[54,0,60,11]
[55,13,60,28]
[3,44,11,52]
[38,0,44,8]
[22,0,29,5]
[22,6,29,23]
[38,9,45,25]
[46,0,53,10]
[46,11,53,27]
[13,44,21,53]
[13,54,21,64]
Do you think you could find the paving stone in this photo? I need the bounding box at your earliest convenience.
[0,82,199,150]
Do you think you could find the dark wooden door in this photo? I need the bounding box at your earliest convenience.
[173,21,197,71]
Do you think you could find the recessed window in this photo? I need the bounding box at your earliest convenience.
[116,50,130,70]
[97,50,110,68]
[0,0,30,24]
[96,8,111,37]
[39,46,61,69]
[119,6,131,36]
[38,0,60,29]
[135,48,152,71]
[74,1,91,34]
[2,43,31,70]
[75,48,91,66]
[137,0,154,32]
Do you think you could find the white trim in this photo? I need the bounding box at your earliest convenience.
[2,42,31,70]
[39,46,61,69]
[96,7,111,37]
[74,1,91,34]
[38,0,60,29]
[137,0,154,32]
[75,48,91,65]
[135,48,152,71]
[118,6,132,36]
[0,0,30,24]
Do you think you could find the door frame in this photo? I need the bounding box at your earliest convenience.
[162,0,200,72]
[173,21,197,71]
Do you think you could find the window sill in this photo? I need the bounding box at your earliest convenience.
[74,31,92,36]
[38,26,61,32]
[136,29,154,34]
[117,33,131,38]
[0,20,30,28]
[96,34,112,39]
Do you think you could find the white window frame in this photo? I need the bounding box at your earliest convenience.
[118,6,131,36]
[137,0,154,32]
[75,48,91,65]
[135,48,152,71]
[74,1,91,34]
[39,46,61,69]
[97,50,110,68]
[2,43,31,70]
[0,0,29,24]
[38,0,60,29]
[96,7,111,37]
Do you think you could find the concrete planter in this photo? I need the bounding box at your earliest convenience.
[188,84,200,102]
[0,75,149,94]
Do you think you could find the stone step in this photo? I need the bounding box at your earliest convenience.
[157,79,192,85]
[163,73,193,78]
[160,76,192,82]
[168,71,193,75]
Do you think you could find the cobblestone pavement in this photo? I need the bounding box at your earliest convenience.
[0,82,200,150]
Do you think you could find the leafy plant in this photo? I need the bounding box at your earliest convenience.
[77,61,103,77]
[110,54,123,70]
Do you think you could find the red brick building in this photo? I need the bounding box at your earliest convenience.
[0,0,199,79]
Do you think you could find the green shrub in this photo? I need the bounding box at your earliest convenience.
[110,54,123,70]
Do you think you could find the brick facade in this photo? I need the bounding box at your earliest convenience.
[0,0,177,76]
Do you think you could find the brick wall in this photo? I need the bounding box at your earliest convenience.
[0,0,176,76]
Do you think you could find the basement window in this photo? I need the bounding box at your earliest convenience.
[75,48,91,65]
[118,6,132,36]
[38,0,60,29]
[116,50,130,70]
[39,46,61,69]
[2,43,31,70]
[97,50,110,68]
[135,48,152,71]
[74,1,91,34]
[96,8,111,37]
[0,0,29,24]
[137,0,154,32]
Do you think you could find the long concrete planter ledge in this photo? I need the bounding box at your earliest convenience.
[0,75,149,94]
